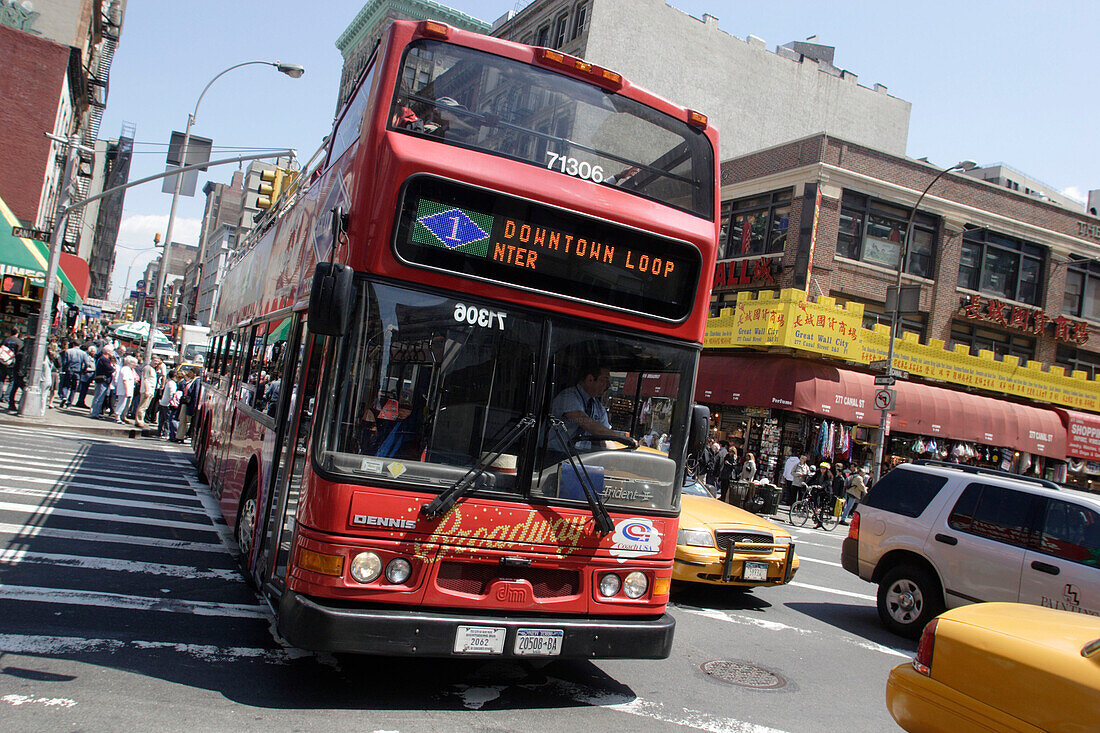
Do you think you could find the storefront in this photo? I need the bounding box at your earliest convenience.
[697,353,1068,484]
[0,194,88,336]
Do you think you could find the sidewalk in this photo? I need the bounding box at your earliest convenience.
[0,402,175,441]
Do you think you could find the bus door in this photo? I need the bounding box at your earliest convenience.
[257,324,324,594]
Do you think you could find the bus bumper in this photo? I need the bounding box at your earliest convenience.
[278,591,676,659]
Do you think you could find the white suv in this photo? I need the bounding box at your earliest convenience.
[841,460,1100,638]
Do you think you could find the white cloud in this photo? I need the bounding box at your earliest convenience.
[1061,186,1086,204]
[117,214,201,247]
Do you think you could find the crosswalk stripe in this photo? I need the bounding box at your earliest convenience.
[0,549,240,580]
[0,464,189,489]
[0,450,187,478]
[0,501,217,532]
[0,472,194,500]
[0,486,205,515]
[0,583,267,617]
[0,633,299,663]
[0,521,225,553]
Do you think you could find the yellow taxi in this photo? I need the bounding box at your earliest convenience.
[887,602,1100,732]
[673,479,798,588]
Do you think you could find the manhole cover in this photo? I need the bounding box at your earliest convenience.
[700,660,786,689]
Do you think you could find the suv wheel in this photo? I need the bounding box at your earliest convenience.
[877,564,943,639]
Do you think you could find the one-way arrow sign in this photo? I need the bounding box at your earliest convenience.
[874,375,896,386]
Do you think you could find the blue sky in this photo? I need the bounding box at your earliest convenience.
[99,0,1099,299]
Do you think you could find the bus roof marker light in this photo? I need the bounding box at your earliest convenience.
[688,110,708,129]
[422,20,450,38]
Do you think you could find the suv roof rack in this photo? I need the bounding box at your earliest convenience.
[909,460,1061,491]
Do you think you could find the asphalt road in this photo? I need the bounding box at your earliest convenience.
[0,424,912,732]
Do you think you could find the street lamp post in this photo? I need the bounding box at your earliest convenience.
[143,60,304,366]
[871,159,976,484]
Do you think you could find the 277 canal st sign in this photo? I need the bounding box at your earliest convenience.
[959,294,1089,345]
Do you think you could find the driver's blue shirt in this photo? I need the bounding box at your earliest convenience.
[550,384,610,445]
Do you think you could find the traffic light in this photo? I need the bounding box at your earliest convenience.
[257,167,285,209]
[124,302,134,319]
[165,295,173,309]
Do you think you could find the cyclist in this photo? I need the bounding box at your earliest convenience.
[807,461,834,528]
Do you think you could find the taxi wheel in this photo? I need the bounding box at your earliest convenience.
[877,564,943,639]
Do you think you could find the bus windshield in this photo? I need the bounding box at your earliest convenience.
[389,40,714,219]
[316,281,696,513]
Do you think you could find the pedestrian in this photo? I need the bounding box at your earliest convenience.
[158,369,178,439]
[809,462,834,527]
[699,439,719,487]
[790,454,811,503]
[135,356,161,428]
[4,330,27,413]
[59,338,82,405]
[740,451,757,483]
[782,451,800,505]
[176,369,201,442]
[46,337,61,407]
[113,355,138,423]
[72,344,96,408]
[717,447,739,502]
[89,346,115,418]
[0,327,20,401]
[841,469,868,524]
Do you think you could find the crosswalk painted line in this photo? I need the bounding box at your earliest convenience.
[0,583,267,618]
[0,521,226,553]
[0,450,189,478]
[0,633,298,664]
[0,549,240,581]
[0,501,217,532]
[0,464,190,489]
[0,486,206,515]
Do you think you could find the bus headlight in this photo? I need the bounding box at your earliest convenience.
[598,573,621,597]
[349,551,382,583]
[385,557,412,584]
[623,571,648,599]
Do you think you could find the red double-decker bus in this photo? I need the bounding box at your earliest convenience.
[195,20,718,659]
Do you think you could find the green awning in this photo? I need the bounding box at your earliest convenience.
[0,195,82,306]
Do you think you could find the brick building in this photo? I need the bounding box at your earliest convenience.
[700,133,1100,489]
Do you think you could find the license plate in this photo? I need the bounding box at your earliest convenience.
[743,561,769,582]
[514,628,563,656]
[454,626,506,654]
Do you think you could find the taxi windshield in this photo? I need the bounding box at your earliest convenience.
[389,40,714,219]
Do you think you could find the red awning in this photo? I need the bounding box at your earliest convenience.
[59,252,90,299]
[697,355,1066,458]
[1053,408,1100,461]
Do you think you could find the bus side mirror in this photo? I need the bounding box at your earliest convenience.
[689,404,710,457]
[307,262,355,336]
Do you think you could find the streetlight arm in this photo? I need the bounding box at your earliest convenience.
[871,160,976,483]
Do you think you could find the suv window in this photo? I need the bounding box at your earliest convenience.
[947,483,1038,548]
[1034,499,1100,568]
[861,467,947,517]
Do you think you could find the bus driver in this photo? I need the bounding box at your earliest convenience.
[549,362,637,451]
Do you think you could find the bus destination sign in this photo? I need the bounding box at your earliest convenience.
[395,176,701,322]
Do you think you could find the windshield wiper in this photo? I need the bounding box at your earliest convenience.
[548,416,614,535]
[420,415,535,520]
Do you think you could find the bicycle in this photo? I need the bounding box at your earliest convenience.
[789,490,839,531]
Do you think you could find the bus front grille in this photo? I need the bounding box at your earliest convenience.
[436,562,580,598]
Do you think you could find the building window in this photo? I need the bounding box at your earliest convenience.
[958,228,1045,306]
[1056,346,1100,378]
[536,25,550,47]
[836,190,936,277]
[572,2,588,39]
[553,13,569,48]
[950,321,1035,362]
[719,189,791,259]
[1063,258,1100,321]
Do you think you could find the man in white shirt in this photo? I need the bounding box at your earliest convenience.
[548,362,636,452]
